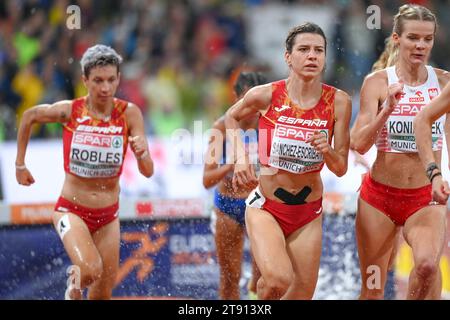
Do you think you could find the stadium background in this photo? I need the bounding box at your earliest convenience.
[0,0,449,299]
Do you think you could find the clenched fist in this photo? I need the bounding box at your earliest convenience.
[384,81,404,113]
[307,131,330,154]
[129,136,149,160]
[16,166,35,186]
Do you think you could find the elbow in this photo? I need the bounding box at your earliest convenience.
[350,133,371,154]
[141,169,153,178]
[350,140,369,155]
[140,162,154,178]
[334,165,348,177]
[21,108,36,125]
[202,176,213,189]
[224,109,237,127]
[145,170,153,178]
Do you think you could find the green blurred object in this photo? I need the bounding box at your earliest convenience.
[44,123,62,138]
[0,120,5,142]
[13,32,40,67]
[151,109,185,137]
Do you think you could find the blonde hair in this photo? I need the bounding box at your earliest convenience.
[371,4,437,72]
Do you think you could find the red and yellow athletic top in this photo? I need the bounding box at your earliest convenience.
[62,96,129,178]
[259,79,336,174]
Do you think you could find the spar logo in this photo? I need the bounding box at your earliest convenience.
[428,88,439,100]
[391,104,423,116]
[73,132,112,147]
[275,124,315,141]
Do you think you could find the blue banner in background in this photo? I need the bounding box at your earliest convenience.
[0,219,227,300]
[0,216,362,300]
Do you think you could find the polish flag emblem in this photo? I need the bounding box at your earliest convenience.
[428,88,438,100]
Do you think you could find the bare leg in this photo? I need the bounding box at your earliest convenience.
[53,211,103,300]
[248,251,261,297]
[246,207,293,300]
[281,215,322,300]
[355,198,398,299]
[88,218,121,300]
[403,205,446,300]
[214,209,245,300]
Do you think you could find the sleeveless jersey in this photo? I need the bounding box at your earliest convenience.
[62,97,129,178]
[259,79,336,174]
[376,65,444,153]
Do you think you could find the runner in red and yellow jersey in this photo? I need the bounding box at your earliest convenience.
[15,44,154,300]
[225,22,352,299]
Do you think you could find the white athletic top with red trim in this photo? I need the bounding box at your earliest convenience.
[376,65,444,153]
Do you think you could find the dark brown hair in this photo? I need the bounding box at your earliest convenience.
[285,22,327,54]
[234,72,267,97]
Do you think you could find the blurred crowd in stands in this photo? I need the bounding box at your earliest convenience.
[0,0,449,142]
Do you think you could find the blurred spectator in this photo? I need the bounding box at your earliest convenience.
[0,0,449,140]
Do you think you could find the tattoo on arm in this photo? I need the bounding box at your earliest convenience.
[60,112,67,121]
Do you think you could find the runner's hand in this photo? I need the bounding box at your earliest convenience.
[385,82,404,113]
[307,131,330,154]
[16,167,35,186]
[431,175,450,205]
[130,136,149,159]
[232,155,258,192]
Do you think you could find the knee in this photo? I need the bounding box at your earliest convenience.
[360,289,384,300]
[263,271,293,296]
[80,260,104,287]
[415,259,438,280]
[88,288,113,300]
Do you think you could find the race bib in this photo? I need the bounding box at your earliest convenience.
[246,187,266,209]
[69,131,124,178]
[268,124,326,174]
[386,103,444,152]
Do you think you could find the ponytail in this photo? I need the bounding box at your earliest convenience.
[371,36,399,72]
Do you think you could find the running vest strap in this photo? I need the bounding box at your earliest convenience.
[259,79,336,174]
[376,65,444,153]
[62,97,129,178]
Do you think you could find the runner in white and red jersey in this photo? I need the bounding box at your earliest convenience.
[225,22,352,300]
[350,4,450,299]
[16,44,154,300]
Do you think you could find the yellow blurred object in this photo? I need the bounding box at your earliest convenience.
[12,66,44,135]
[248,290,258,300]
[395,243,413,277]
[440,256,449,293]
[49,5,64,26]
[74,80,88,98]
